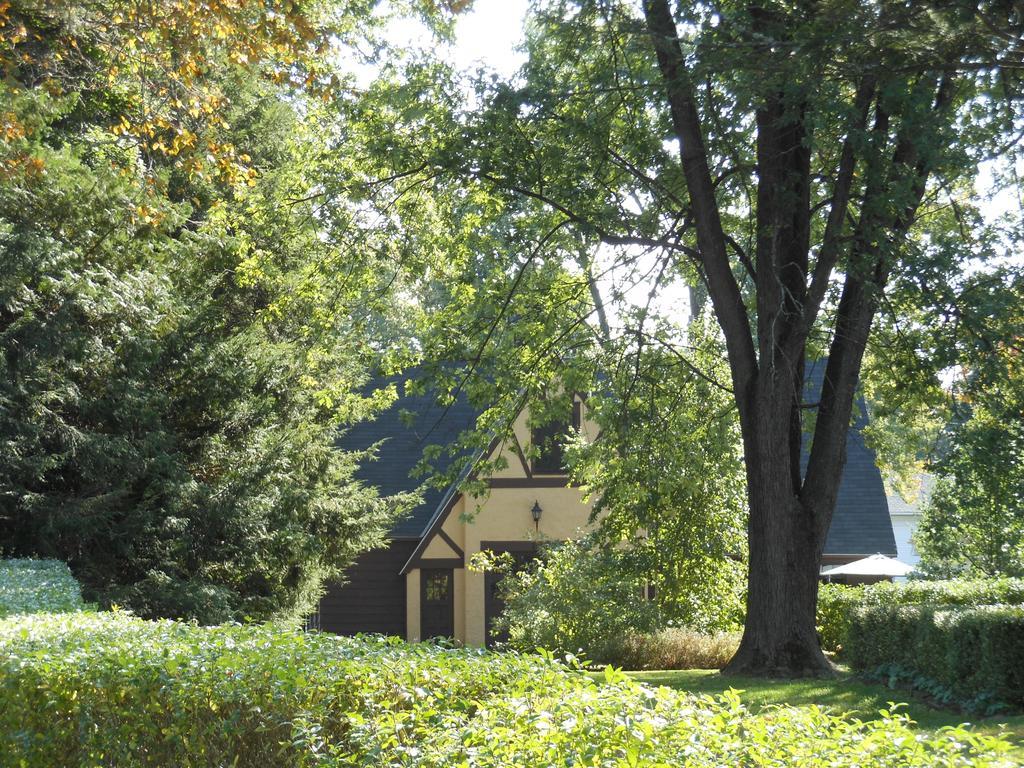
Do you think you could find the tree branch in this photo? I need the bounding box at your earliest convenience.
[794,76,877,351]
[642,0,757,400]
[803,72,958,538]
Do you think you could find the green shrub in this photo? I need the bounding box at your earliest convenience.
[0,559,84,617]
[817,582,852,651]
[614,628,741,670]
[817,578,1024,652]
[0,612,549,767]
[0,612,1017,767]
[487,537,662,663]
[864,578,1024,605]
[846,603,1024,712]
[0,67,405,628]
[399,675,1015,767]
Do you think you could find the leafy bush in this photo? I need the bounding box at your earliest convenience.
[913,354,1024,578]
[486,537,662,663]
[817,578,1024,652]
[614,628,741,670]
[0,559,84,617]
[563,330,749,635]
[0,612,1015,767]
[845,603,1024,712]
[401,673,1014,767]
[817,583,853,651]
[489,536,745,665]
[0,613,545,767]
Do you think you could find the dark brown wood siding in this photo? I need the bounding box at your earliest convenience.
[315,540,416,636]
[482,541,539,647]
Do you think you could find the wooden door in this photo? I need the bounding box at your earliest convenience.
[483,545,537,647]
[420,568,454,640]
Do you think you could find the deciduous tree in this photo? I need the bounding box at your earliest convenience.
[352,0,1024,674]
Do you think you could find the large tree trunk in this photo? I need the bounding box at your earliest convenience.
[641,0,950,677]
[722,368,835,677]
[724,494,831,677]
[724,464,832,676]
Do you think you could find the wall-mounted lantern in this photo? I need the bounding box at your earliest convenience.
[531,500,543,530]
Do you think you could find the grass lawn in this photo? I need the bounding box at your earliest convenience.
[623,669,1024,750]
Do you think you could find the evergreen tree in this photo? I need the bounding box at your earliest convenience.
[0,1,414,622]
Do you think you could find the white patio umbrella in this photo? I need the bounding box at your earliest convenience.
[820,553,916,578]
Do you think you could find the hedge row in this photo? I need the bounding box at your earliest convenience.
[1,612,1016,767]
[817,578,1024,652]
[846,603,1024,712]
[0,559,84,618]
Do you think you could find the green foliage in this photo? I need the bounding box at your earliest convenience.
[0,613,549,767]
[860,353,948,500]
[869,272,1024,577]
[916,337,1024,576]
[0,611,1016,767]
[0,559,84,618]
[345,0,1024,674]
[817,583,856,652]
[0,0,374,181]
[817,579,1024,653]
[487,537,661,664]
[0,16,412,622]
[566,322,748,633]
[822,578,1024,712]
[846,604,1024,713]
[332,0,1018,678]
[492,511,743,666]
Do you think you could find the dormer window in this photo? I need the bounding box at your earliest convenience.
[531,401,581,475]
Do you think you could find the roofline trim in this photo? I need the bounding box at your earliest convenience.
[399,436,500,575]
[822,550,899,557]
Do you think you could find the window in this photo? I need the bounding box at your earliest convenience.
[424,571,451,602]
[531,401,581,475]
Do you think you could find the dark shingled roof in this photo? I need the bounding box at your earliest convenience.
[803,360,897,557]
[338,375,479,538]
[341,363,894,555]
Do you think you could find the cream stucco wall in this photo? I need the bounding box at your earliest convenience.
[453,567,466,640]
[461,486,594,645]
[421,532,460,559]
[487,408,534,479]
[408,395,598,646]
[405,568,420,643]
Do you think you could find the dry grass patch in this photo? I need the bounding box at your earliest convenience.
[615,628,741,670]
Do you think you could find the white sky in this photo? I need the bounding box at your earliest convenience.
[448,0,530,77]
[366,0,528,81]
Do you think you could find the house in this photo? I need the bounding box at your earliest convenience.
[313,363,896,645]
[313,378,594,645]
[886,474,934,568]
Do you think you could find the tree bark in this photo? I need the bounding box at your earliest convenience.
[723,481,832,677]
[722,361,835,677]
